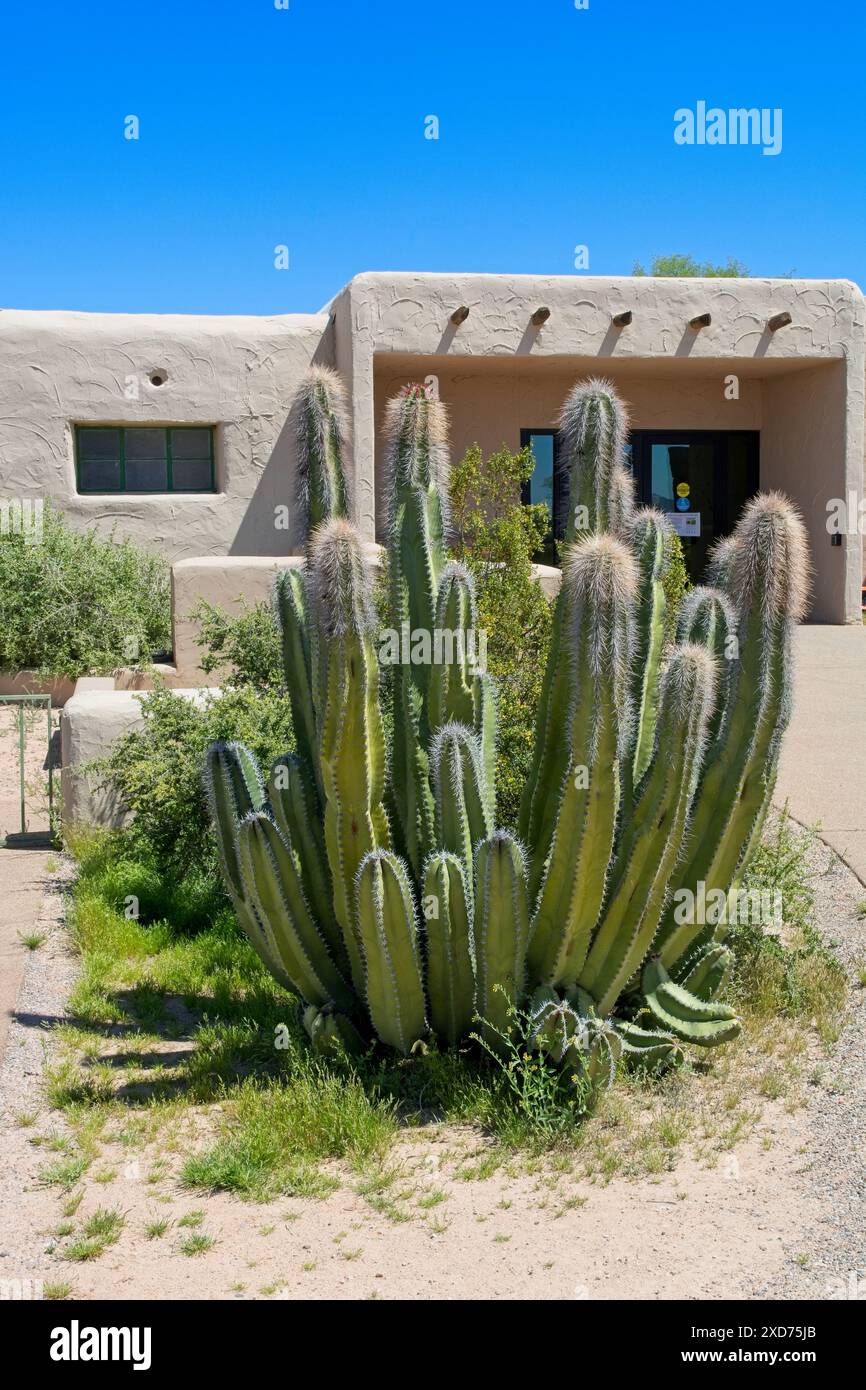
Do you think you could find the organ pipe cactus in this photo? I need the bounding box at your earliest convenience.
[623,508,670,802]
[205,365,808,1099]
[296,365,351,533]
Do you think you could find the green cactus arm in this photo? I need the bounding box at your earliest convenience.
[303,1004,367,1057]
[295,365,351,532]
[615,1019,681,1069]
[382,385,451,878]
[473,831,531,1048]
[579,645,716,1016]
[641,956,741,1047]
[474,673,498,820]
[427,561,478,732]
[675,943,733,1000]
[267,753,344,969]
[272,566,322,800]
[356,850,427,1054]
[431,723,493,891]
[527,535,636,979]
[517,586,574,856]
[557,379,633,541]
[384,385,449,640]
[238,812,355,1013]
[310,521,391,993]
[676,586,737,751]
[422,852,476,1046]
[527,677,620,986]
[625,509,669,795]
[204,740,266,897]
[389,665,436,881]
[519,379,633,859]
[659,494,809,972]
[320,630,390,990]
[203,740,299,986]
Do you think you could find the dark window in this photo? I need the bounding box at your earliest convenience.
[520,429,564,564]
[75,426,216,494]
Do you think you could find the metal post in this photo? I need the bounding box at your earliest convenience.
[47,698,54,830]
[18,702,26,835]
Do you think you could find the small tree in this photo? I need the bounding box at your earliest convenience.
[450,443,551,828]
[633,254,749,277]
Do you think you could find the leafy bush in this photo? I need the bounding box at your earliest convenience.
[0,503,170,677]
[192,598,283,691]
[96,684,293,887]
[450,442,552,827]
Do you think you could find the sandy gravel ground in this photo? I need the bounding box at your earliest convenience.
[0,826,863,1302]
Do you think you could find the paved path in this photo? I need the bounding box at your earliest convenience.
[0,847,53,1061]
[776,624,866,886]
[0,702,56,1061]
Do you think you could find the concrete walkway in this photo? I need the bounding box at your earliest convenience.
[776,624,866,886]
[0,846,53,1061]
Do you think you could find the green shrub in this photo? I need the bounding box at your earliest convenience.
[192,598,283,691]
[96,684,294,884]
[0,503,170,677]
[450,442,552,828]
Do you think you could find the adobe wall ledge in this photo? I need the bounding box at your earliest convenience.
[60,680,218,827]
[171,546,384,684]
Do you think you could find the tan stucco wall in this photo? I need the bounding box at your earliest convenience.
[373,360,764,536]
[343,271,864,621]
[3,272,863,621]
[762,362,852,623]
[0,308,333,561]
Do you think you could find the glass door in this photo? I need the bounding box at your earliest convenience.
[630,431,759,583]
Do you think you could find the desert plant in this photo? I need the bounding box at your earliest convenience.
[0,503,170,678]
[205,368,809,1094]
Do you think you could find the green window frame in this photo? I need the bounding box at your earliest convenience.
[75,425,216,494]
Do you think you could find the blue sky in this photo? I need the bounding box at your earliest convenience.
[1,0,863,314]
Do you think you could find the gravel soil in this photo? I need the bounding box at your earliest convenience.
[0,821,863,1302]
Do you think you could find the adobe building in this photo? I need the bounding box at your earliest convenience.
[1,272,863,632]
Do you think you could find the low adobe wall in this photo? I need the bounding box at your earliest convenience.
[60,679,217,827]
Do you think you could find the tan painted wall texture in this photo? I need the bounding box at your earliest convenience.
[0,308,333,560]
[2,272,864,620]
